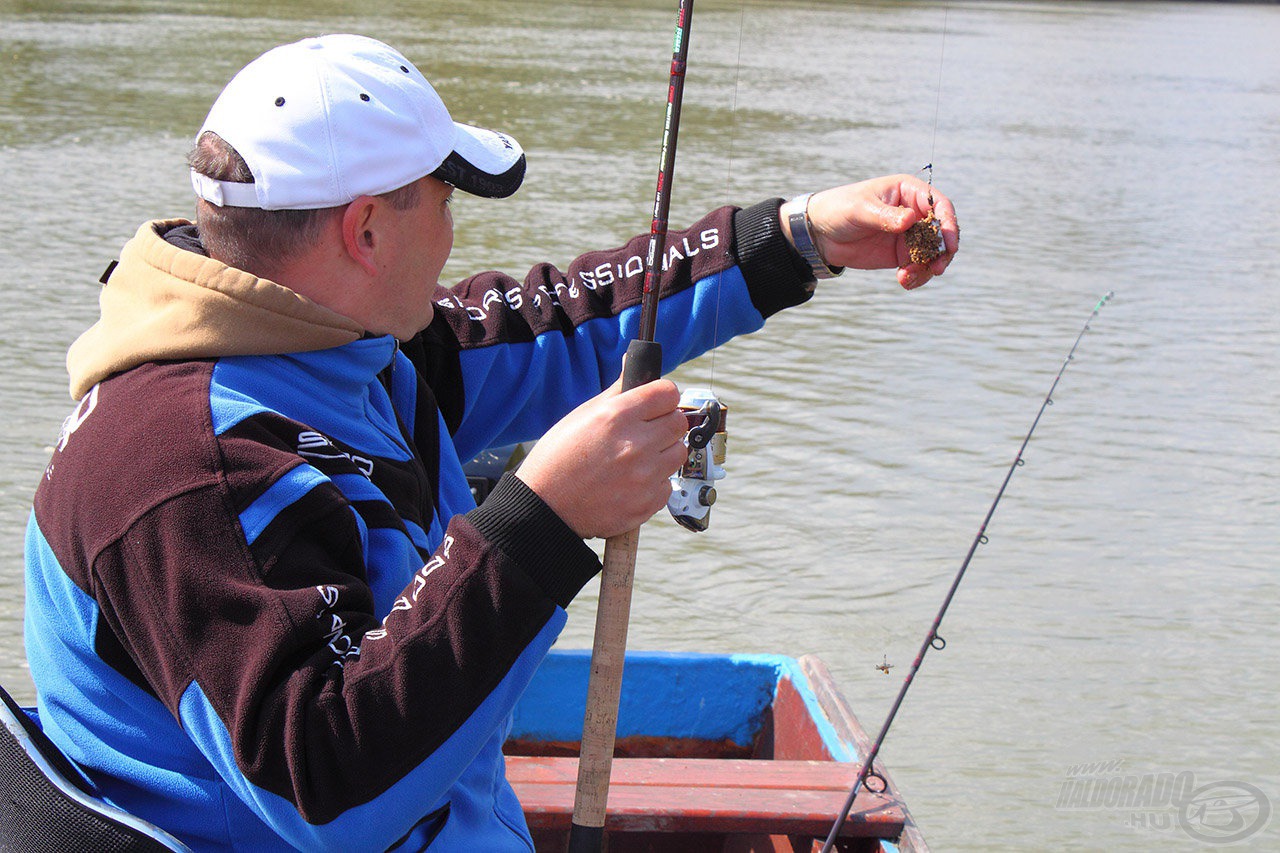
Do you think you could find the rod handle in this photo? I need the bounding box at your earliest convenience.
[568,340,662,846]
[570,527,641,838]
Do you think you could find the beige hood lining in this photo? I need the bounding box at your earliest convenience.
[66,220,364,399]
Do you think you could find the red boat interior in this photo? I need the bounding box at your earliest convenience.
[503,652,920,852]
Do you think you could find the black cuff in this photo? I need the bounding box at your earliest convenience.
[466,473,601,609]
[732,198,820,318]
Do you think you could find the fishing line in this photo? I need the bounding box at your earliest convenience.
[905,6,952,267]
[925,5,950,199]
[706,2,748,393]
[819,292,1115,852]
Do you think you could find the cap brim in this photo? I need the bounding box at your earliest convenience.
[432,123,525,199]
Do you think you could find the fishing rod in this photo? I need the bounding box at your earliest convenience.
[568,1,695,850]
[820,291,1115,852]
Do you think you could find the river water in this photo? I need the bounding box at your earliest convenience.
[1,0,1277,849]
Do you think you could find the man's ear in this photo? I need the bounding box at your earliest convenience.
[341,197,381,276]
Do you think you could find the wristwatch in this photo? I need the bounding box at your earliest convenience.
[781,193,842,280]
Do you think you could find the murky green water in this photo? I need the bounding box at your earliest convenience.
[2,1,1278,848]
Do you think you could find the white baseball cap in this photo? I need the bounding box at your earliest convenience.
[191,34,525,210]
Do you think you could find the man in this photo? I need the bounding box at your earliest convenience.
[24,34,956,851]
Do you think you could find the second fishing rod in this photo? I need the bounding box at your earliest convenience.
[820,291,1115,851]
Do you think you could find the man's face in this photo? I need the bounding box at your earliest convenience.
[380,176,455,339]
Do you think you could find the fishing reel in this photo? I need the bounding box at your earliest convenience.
[668,388,727,532]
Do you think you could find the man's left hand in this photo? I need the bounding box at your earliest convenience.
[786,174,960,290]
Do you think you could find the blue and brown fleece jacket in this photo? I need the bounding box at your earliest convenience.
[24,200,812,851]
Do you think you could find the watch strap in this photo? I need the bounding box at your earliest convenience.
[782,193,841,280]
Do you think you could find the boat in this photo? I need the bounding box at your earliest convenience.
[2,648,923,851]
[504,649,925,852]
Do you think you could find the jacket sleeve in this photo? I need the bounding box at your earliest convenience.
[404,200,815,459]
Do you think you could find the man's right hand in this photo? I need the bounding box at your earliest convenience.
[514,375,689,540]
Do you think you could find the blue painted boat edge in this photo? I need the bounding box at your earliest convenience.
[779,655,859,764]
[510,648,860,763]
